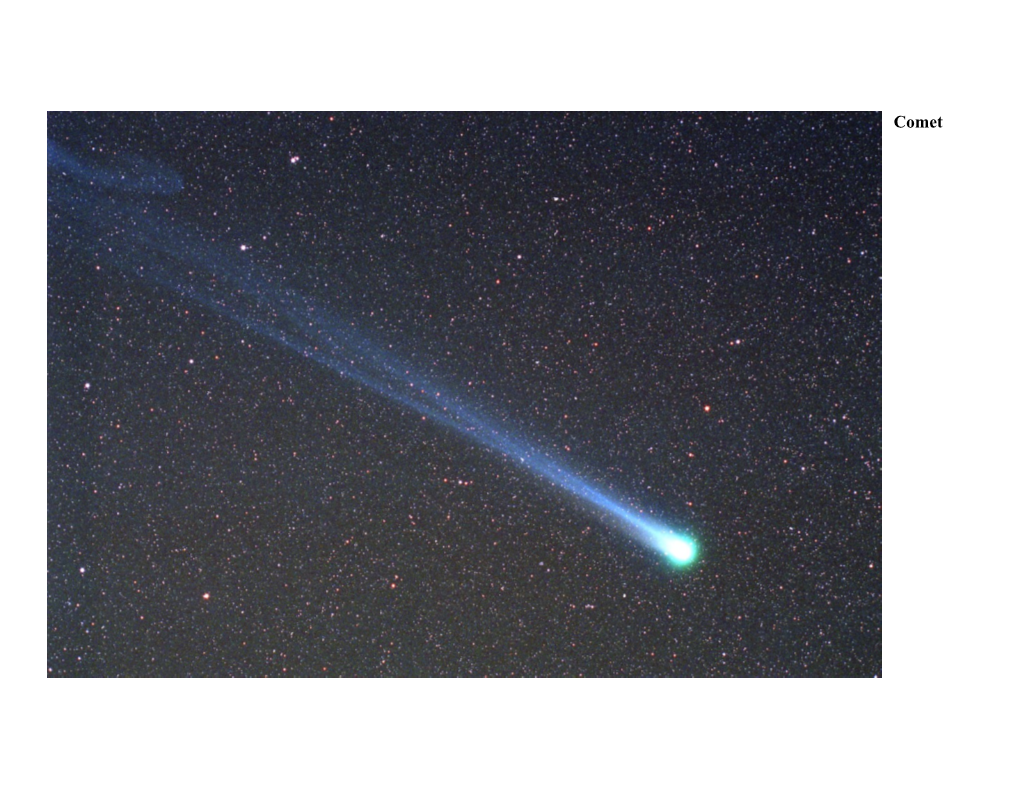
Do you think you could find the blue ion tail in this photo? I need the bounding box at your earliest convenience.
[49,138,700,566]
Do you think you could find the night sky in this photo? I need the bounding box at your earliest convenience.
[47,112,881,677]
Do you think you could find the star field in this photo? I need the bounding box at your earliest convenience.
[47,112,881,677]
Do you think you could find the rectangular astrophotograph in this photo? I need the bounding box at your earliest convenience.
[47,112,881,677]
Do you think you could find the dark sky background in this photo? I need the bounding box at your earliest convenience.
[47,112,881,677]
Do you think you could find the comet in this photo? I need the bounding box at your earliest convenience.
[48,140,700,566]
